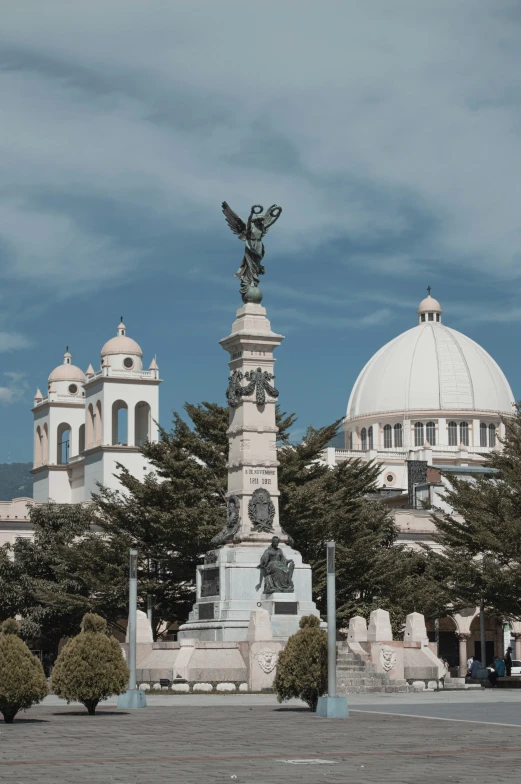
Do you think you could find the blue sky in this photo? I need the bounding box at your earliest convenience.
[1,1,521,462]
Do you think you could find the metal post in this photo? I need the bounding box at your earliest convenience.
[128,549,137,690]
[480,597,486,666]
[117,548,147,709]
[316,541,348,718]
[327,541,336,698]
[147,593,153,625]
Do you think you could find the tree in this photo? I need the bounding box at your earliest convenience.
[0,619,48,723]
[274,615,328,711]
[430,405,521,625]
[51,613,129,715]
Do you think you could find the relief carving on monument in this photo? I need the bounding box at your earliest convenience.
[379,645,397,672]
[256,648,279,673]
[248,487,275,533]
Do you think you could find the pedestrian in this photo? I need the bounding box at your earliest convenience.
[441,657,450,671]
[505,646,513,677]
[488,656,504,687]
[467,655,473,675]
[470,657,481,679]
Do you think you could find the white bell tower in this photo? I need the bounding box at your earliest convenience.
[82,320,161,498]
[31,349,86,503]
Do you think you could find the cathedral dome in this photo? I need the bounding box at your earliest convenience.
[48,349,85,383]
[347,294,514,420]
[101,321,142,358]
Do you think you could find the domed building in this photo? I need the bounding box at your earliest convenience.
[329,292,514,501]
[30,320,161,504]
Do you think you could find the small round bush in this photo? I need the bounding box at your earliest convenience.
[51,613,129,715]
[0,618,48,723]
[274,615,328,712]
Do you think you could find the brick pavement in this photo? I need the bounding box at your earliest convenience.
[1,702,521,783]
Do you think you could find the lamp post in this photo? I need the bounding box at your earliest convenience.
[117,549,147,709]
[316,541,348,718]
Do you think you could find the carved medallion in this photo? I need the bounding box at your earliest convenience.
[248,488,275,533]
[256,648,279,673]
[379,645,397,672]
[226,368,279,408]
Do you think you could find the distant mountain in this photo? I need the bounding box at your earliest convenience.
[0,463,33,501]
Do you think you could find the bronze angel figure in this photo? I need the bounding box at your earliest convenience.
[222,202,282,303]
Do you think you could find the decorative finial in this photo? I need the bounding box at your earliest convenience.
[120,316,123,323]
[66,345,69,352]
[427,285,431,296]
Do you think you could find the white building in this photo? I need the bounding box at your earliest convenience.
[31,320,161,503]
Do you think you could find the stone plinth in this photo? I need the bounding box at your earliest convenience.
[404,612,428,644]
[367,609,393,642]
[348,616,368,642]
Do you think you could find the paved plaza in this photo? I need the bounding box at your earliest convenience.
[2,691,521,783]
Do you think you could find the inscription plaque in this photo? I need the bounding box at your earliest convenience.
[199,603,215,620]
[200,568,220,597]
[274,602,298,615]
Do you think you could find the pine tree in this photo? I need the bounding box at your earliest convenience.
[274,615,328,711]
[430,404,521,620]
[0,619,48,723]
[51,613,129,715]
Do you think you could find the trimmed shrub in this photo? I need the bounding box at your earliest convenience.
[0,618,48,723]
[51,613,129,715]
[274,615,327,711]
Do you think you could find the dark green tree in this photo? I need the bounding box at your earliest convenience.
[429,404,521,623]
[274,615,328,711]
[0,619,48,723]
[51,613,129,715]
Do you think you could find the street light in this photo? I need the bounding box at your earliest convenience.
[117,548,147,709]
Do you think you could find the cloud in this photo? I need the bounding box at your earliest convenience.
[0,332,31,352]
[1,0,521,314]
[0,371,29,404]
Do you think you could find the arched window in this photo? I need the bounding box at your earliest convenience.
[79,424,85,453]
[35,426,42,467]
[57,422,71,465]
[96,400,102,446]
[360,428,367,450]
[383,424,392,448]
[488,423,496,448]
[348,431,353,450]
[87,404,95,449]
[480,422,487,447]
[460,421,469,446]
[448,421,458,446]
[394,423,403,448]
[42,423,48,464]
[426,422,436,446]
[135,401,151,446]
[414,422,424,447]
[368,426,373,450]
[112,400,128,445]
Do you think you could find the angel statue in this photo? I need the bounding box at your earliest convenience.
[222,201,282,303]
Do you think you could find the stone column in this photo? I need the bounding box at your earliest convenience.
[220,303,286,543]
[457,633,470,677]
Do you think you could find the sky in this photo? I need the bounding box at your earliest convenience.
[1,0,521,462]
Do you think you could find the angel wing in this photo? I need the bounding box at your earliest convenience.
[262,205,282,235]
[222,201,247,240]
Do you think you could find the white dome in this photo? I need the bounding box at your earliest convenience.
[101,321,142,357]
[347,307,514,420]
[48,350,85,383]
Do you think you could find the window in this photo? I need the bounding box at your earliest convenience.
[421,313,426,322]
[480,423,487,447]
[436,314,440,322]
[68,383,78,395]
[448,421,458,446]
[383,424,392,448]
[428,313,434,321]
[426,422,436,446]
[368,426,373,450]
[360,428,367,450]
[414,422,424,446]
[460,421,469,446]
[348,431,353,450]
[394,423,403,448]
[386,473,395,484]
[123,357,134,369]
[489,424,496,448]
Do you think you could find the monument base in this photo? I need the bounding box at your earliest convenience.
[117,688,147,709]
[178,543,321,642]
[316,696,349,719]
